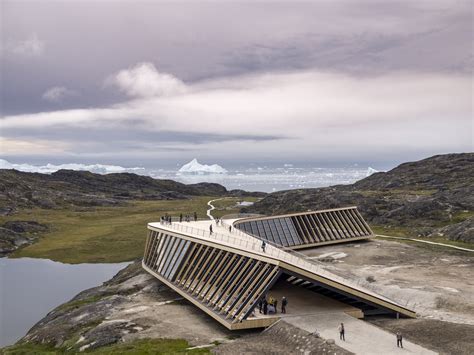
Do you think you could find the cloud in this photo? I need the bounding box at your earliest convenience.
[1,65,471,162]
[42,86,77,102]
[107,62,187,98]
[6,33,44,56]
[0,137,69,155]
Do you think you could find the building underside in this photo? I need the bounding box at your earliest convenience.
[142,207,415,330]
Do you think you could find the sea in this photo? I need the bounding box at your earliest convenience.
[147,165,375,193]
[0,158,385,193]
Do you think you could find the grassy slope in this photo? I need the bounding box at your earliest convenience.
[1,197,232,264]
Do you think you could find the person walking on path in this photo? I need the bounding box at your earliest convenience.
[261,240,266,253]
[263,299,268,315]
[229,225,232,233]
[194,212,197,222]
[258,298,263,314]
[209,224,213,235]
[179,213,183,223]
[396,331,403,348]
[338,323,345,341]
[281,296,287,314]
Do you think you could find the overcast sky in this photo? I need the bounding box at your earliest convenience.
[1,0,472,167]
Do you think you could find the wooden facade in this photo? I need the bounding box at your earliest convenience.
[142,208,415,330]
[234,207,374,249]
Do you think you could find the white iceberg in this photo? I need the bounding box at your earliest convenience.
[177,159,227,175]
[0,158,144,175]
[366,167,379,176]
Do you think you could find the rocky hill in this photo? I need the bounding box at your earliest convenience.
[243,153,474,243]
[0,169,264,216]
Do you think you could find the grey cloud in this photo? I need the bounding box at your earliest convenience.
[1,126,285,145]
[2,1,471,116]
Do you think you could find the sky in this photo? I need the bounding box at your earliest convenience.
[1,0,472,168]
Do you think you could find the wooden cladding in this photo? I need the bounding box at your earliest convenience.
[234,207,373,248]
[143,230,280,324]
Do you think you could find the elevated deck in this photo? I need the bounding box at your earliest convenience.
[143,215,415,330]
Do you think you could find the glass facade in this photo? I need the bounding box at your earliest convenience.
[235,207,372,247]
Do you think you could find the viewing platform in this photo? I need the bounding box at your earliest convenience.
[142,208,416,330]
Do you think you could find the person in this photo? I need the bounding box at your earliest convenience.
[263,299,268,315]
[273,299,278,314]
[396,331,403,348]
[258,298,263,314]
[338,323,345,341]
[281,296,287,314]
[179,213,183,223]
[229,225,232,233]
[261,240,266,253]
[194,212,197,221]
[209,224,213,235]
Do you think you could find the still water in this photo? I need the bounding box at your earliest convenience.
[0,257,130,347]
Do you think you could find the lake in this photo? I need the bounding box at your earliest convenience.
[0,257,130,348]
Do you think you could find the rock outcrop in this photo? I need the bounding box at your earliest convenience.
[0,221,49,256]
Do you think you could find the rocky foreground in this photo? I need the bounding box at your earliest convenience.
[244,153,474,243]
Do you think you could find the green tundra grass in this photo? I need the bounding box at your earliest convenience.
[1,197,230,264]
[2,196,260,264]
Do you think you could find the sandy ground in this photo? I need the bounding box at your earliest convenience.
[300,239,474,325]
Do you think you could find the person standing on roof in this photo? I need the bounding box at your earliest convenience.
[261,240,266,253]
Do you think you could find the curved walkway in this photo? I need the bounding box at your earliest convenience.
[206,198,223,220]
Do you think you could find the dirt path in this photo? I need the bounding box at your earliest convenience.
[376,234,474,252]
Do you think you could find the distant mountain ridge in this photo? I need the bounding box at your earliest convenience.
[0,169,263,215]
[243,153,474,243]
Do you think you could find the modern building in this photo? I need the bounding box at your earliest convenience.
[142,207,415,330]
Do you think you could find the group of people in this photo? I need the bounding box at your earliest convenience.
[209,218,233,235]
[337,323,403,348]
[179,212,198,223]
[258,296,288,315]
[160,214,173,225]
[160,212,198,225]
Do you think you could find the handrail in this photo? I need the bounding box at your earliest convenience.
[152,220,416,311]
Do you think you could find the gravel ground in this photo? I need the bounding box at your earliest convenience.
[366,317,474,355]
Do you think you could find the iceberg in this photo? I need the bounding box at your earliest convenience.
[366,167,379,176]
[177,159,227,174]
[0,158,144,174]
